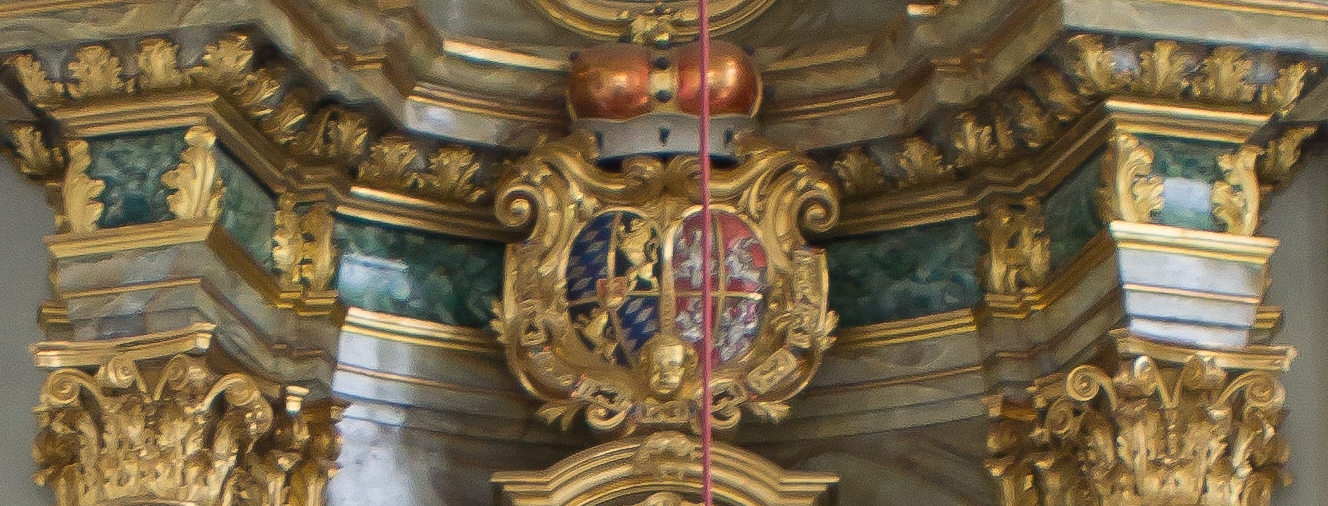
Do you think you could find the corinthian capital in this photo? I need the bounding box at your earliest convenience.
[988,332,1294,506]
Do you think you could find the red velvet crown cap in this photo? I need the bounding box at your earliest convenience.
[567,39,759,121]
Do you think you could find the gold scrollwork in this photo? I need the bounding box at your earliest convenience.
[60,140,102,234]
[66,45,131,100]
[161,126,226,221]
[980,197,1050,295]
[831,146,889,198]
[1098,132,1163,224]
[32,352,341,506]
[273,195,339,293]
[988,346,1290,506]
[1258,125,1317,187]
[6,53,64,106]
[492,130,840,437]
[5,123,64,179]
[1212,144,1262,235]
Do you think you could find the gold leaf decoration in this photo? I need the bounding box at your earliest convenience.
[896,136,953,186]
[272,193,306,290]
[33,352,341,506]
[1258,125,1317,186]
[1097,132,1162,223]
[5,124,64,179]
[1212,144,1262,235]
[980,197,1050,295]
[1261,61,1315,113]
[1025,65,1084,122]
[952,111,999,168]
[59,140,103,234]
[66,45,130,99]
[263,88,311,146]
[1192,46,1256,103]
[356,134,421,189]
[234,67,284,118]
[988,351,1289,506]
[428,145,489,203]
[299,202,337,292]
[5,53,64,106]
[831,146,888,197]
[1137,40,1188,97]
[632,493,702,506]
[192,32,255,89]
[1066,34,1130,95]
[1007,90,1057,150]
[293,107,370,162]
[161,126,225,221]
[135,38,186,91]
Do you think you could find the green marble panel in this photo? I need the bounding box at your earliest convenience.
[1043,151,1104,272]
[1138,135,1239,232]
[336,220,503,327]
[824,219,982,327]
[216,148,276,269]
[87,129,187,228]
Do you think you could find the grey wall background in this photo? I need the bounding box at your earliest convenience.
[0,154,1326,503]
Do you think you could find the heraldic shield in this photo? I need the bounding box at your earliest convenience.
[492,130,841,437]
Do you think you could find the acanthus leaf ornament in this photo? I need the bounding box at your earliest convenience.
[162,125,225,221]
[1193,46,1257,103]
[896,136,953,186]
[980,197,1051,295]
[6,53,65,106]
[493,130,840,437]
[66,45,131,99]
[136,38,187,91]
[1258,125,1317,186]
[987,342,1292,506]
[59,140,103,234]
[5,123,64,179]
[831,146,889,198]
[1098,132,1163,224]
[1212,144,1262,235]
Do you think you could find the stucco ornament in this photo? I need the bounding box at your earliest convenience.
[492,130,840,437]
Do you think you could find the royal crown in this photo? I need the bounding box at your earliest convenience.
[567,38,761,159]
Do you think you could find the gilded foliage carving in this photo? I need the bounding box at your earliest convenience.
[896,137,953,186]
[5,123,64,179]
[32,353,341,506]
[293,107,370,163]
[1059,35,1313,112]
[1257,125,1317,186]
[355,135,491,203]
[66,45,130,99]
[1192,47,1257,103]
[831,146,889,197]
[980,197,1051,295]
[953,111,1000,169]
[988,351,1289,506]
[492,130,839,437]
[6,53,64,106]
[1212,144,1262,236]
[1137,40,1188,97]
[1098,132,1163,224]
[161,126,226,221]
[60,140,103,234]
[136,38,187,91]
[273,196,339,293]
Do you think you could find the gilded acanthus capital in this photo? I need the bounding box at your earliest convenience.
[987,333,1294,506]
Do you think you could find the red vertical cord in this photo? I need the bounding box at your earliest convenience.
[696,0,715,504]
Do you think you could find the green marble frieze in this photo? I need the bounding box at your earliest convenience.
[1138,134,1237,233]
[1043,152,1105,272]
[216,148,276,269]
[87,128,187,228]
[85,128,277,269]
[336,220,503,327]
[824,218,982,327]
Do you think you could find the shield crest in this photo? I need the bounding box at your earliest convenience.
[494,131,840,436]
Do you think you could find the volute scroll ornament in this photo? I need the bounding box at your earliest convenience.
[492,129,840,438]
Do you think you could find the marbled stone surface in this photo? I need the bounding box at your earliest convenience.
[87,128,187,228]
[216,147,276,269]
[1044,152,1104,272]
[336,220,503,327]
[823,219,982,326]
[1139,134,1238,232]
